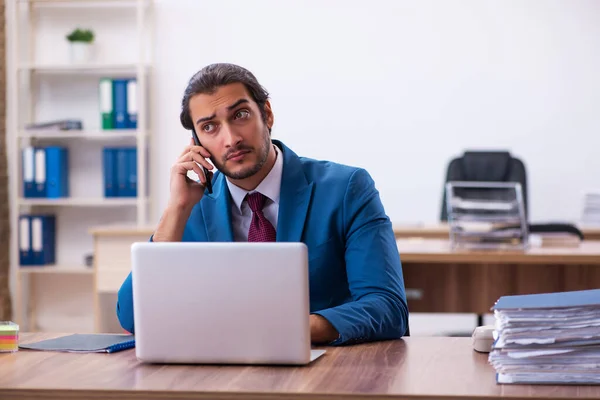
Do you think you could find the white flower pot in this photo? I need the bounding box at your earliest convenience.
[69,42,94,64]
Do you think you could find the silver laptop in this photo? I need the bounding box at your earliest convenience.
[131,241,326,365]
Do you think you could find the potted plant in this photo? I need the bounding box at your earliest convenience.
[66,28,95,64]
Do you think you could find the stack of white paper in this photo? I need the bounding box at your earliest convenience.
[489,289,600,385]
[581,191,600,225]
[445,182,528,250]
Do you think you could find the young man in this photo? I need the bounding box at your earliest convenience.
[116,63,409,345]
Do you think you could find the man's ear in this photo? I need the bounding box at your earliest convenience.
[264,100,274,131]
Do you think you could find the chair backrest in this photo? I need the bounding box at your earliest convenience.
[441,151,528,221]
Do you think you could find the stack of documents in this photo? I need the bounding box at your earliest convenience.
[581,191,600,225]
[445,182,528,250]
[489,289,600,385]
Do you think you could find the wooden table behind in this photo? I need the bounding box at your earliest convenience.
[398,239,600,314]
[393,223,600,241]
[1,333,599,400]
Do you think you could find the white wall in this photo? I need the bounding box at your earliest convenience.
[150,0,600,226]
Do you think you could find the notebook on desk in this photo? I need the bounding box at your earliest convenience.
[19,334,135,353]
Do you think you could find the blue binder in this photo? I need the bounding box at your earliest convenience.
[45,146,69,198]
[126,78,137,129]
[33,147,47,197]
[112,79,129,129]
[22,147,36,198]
[29,214,56,266]
[127,148,137,197]
[493,289,600,310]
[18,215,32,266]
[102,148,117,197]
[115,147,128,197]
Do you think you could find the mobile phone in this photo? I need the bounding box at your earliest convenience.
[190,128,213,194]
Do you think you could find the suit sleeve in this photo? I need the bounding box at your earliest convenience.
[313,168,409,345]
[115,234,157,334]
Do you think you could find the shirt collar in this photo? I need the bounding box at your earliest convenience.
[226,144,283,213]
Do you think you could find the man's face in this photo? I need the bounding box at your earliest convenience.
[188,83,273,180]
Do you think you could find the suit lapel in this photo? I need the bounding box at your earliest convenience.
[201,173,234,242]
[275,140,314,242]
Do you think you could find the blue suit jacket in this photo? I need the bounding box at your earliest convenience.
[116,140,409,345]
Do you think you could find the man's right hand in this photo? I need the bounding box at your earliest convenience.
[153,139,214,242]
[168,138,214,211]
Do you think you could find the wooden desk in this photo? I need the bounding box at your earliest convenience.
[1,333,599,400]
[393,223,600,241]
[398,239,600,314]
[90,225,155,333]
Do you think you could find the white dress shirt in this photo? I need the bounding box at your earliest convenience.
[226,145,283,242]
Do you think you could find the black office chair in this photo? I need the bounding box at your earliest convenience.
[440,151,528,221]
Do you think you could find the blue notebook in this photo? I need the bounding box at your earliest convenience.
[19,334,135,353]
[493,289,600,310]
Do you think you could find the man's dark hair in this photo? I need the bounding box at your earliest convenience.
[180,63,270,132]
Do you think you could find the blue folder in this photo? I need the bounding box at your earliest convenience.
[493,289,600,310]
[22,147,36,198]
[18,215,32,266]
[102,147,117,197]
[45,146,69,198]
[127,148,137,197]
[33,147,47,197]
[115,147,128,196]
[19,334,135,353]
[29,214,56,266]
[113,79,129,129]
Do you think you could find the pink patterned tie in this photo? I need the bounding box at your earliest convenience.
[247,192,276,242]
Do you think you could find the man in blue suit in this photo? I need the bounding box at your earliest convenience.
[116,63,409,345]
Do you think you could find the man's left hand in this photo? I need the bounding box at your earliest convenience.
[310,314,339,344]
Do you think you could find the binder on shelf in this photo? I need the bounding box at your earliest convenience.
[102,147,117,197]
[112,79,129,129]
[34,148,46,197]
[99,78,114,130]
[103,147,137,197]
[22,146,35,198]
[126,78,137,129]
[127,148,137,197]
[19,214,56,266]
[45,146,69,198]
[116,147,128,196]
[30,215,56,266]
[19,216,32,266]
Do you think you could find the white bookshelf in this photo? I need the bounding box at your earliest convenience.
[19,129,145,139]
[7,0,154,332]
[18,197,144,206]
[18,63,150,75]
[19,265,94,274]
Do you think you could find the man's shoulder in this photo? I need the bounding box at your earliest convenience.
[296,155,365,183]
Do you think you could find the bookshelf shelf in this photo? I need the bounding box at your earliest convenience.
[18,63,150,75]
[19,129,144,140]
[18,197,146,207]
[17,0,144,10]
[8,0,154,333]
[18,265,94,275]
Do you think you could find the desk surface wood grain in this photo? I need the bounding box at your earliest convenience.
[397,238,600,264]
[1,333,599,400]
